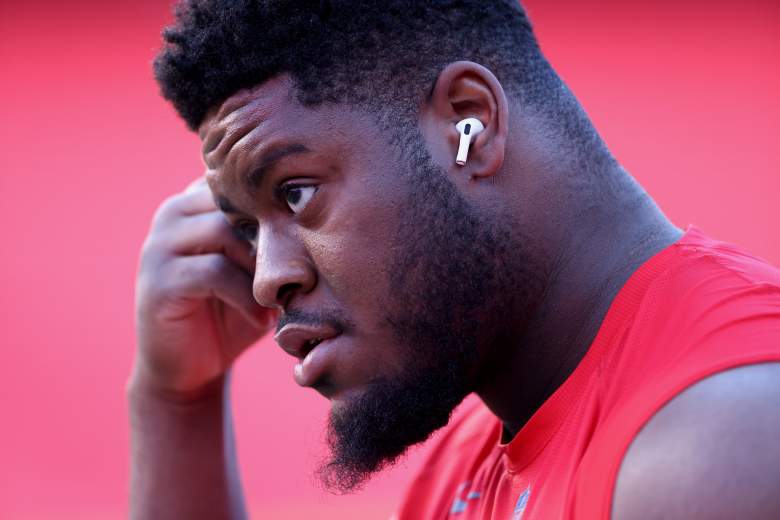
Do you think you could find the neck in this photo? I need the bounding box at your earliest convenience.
[476,164,682,441]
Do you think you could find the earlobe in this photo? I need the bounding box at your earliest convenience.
[425,61,508,180]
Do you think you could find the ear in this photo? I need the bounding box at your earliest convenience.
[420,61,508,181]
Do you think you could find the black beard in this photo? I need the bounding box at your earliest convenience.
[318,136,540,493]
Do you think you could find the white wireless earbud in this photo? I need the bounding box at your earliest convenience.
[455,118,485,166]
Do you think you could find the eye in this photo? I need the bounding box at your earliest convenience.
[232,221,258,244]
[282,185,318,214]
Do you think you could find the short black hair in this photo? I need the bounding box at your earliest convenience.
[154,0,559,132]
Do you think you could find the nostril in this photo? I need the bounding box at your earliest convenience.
[276,282,302,308]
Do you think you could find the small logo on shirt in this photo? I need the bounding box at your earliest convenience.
[512,486,531,520]
[450,481,482,515]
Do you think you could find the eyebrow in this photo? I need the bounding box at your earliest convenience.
[215,194,242,214]
[246,142,310,191]
[214,142,311,215]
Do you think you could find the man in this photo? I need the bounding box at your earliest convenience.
[128,1,780,518]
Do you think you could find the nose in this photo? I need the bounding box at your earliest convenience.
[252,226,316,310]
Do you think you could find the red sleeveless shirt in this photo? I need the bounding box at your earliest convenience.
[393,225,780,520]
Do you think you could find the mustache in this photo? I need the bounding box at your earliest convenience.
[275,308,351,335]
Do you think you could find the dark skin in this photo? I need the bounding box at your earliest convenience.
[129,61,780,518]
[200,63,682,431]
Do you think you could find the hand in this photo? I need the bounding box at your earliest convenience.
[130,176,275,400]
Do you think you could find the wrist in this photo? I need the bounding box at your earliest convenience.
[126,364,230,407]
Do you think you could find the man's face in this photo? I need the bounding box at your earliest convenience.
[200,76,537,491]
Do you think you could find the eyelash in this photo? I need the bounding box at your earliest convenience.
[275,182,317,209]
[230,182,318,244]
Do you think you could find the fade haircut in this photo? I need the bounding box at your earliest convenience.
[153,0,561,134]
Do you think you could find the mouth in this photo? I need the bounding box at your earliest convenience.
[293,334,343,390]
[301,336,326,356]
[274,322,343,389]
[274,322,339,360]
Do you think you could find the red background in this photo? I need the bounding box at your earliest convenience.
[1,1,778,518]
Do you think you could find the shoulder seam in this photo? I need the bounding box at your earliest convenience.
[678,244,780,289]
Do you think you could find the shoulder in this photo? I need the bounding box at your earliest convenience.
[612,362,780,520]
[662,231,780,312]
[656,227,780,305]
[570,231,780,519]
[613,229,780,384]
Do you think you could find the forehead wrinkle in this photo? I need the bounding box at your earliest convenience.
[203,97,276,171]
[224,124,302,194]
[205,118,260,171]
[201,75,296,158]
[215,76,292,122]
[215,87,262,122]
[201,127,225,160]
[220,127,262,193]
[202,78,302,201]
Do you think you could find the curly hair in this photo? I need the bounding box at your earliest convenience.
[153,0,559,132]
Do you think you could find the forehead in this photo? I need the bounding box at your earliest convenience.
[200,75,303,175]
[197,76,383,211]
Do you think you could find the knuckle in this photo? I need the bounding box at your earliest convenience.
[140,255,174,288]
[167,257,199,286]
[139,255,235,306]
[137,234,172,272]
[152,194,184,224]
[203,254,229,279]
[139,233,161,257]
[174,254,220,283]
[184,176,209,194]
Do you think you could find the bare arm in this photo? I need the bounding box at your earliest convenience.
[128,177,274,519]
[128,372,247,519]
[612,362,780,520]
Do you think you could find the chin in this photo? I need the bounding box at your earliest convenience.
[326,383,368,409]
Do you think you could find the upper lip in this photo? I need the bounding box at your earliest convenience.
[274,322,340,360]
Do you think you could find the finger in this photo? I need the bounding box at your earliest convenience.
[167,211,256,274]
[152,185,218,228]
[145,209,256,276]
[178,182,219,216]
[184,175,208,194]
[166,253,267,329]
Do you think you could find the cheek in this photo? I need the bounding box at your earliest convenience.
[303,193,404,316]
[307,222,394,308]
